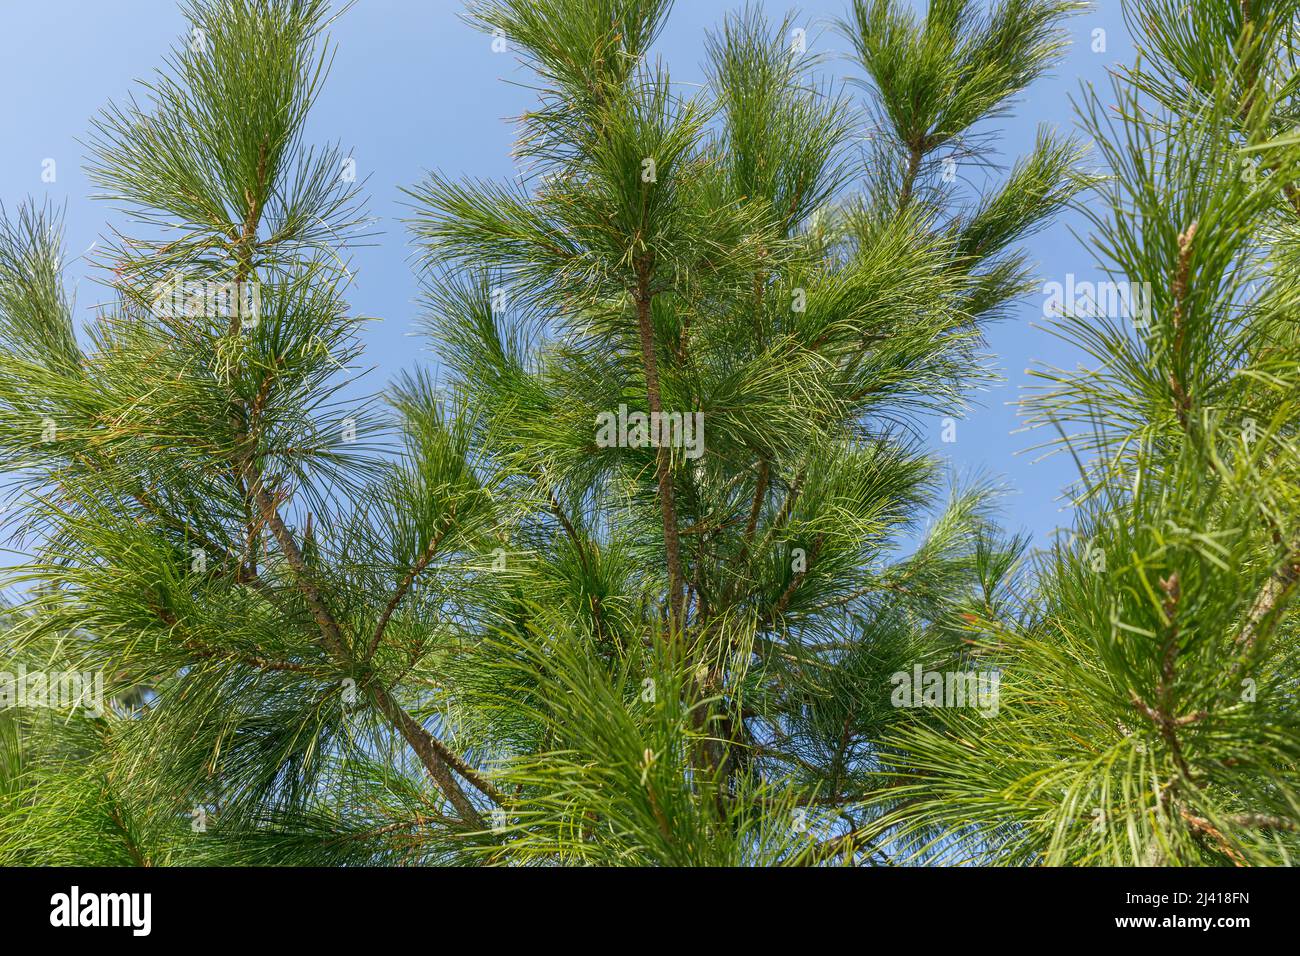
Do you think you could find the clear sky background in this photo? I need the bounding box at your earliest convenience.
[0,0,1136,550]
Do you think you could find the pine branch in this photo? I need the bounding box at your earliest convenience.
[251,481,489,824]
[366,505,455,662]
[633,261,685,634]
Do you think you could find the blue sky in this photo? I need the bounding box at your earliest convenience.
[0,0,1135,549]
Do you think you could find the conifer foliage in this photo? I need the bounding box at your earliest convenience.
[867,0,1300,865]
[2,0,1294,866]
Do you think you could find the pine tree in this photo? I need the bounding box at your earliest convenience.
[860,0,1300,865]
[0,0,1114,866]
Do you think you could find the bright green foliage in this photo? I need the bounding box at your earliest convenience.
[4,0,1228,868]
[866,0,1300,864]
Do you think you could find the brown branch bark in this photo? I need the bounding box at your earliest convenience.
[633,262,685,633]
[1168,224,1196,430]
[366,508,454,662]
[899,142,923,209]
[1235,555,1300,655]
[1180,810,1247,866]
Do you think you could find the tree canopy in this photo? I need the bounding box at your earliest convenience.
[1,0,1298,867]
